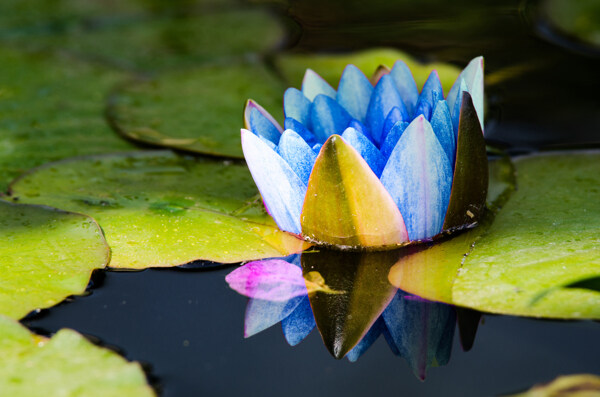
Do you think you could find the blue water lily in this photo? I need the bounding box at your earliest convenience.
[242,57,487,247]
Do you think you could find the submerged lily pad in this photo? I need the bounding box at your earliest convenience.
[275,48,461,93]
[0,47,137,192]
[0,200,109,320]
[10,151,309,269]
[18,10,286,73]
[108,63,285,158]
[0,315,154,396]
[390,151,600,319]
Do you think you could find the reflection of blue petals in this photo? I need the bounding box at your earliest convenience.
[241,57,484,244]
[245,296,304,338]
[382,291,457,380]
[227,259,457,378]
[346,317,385,362]
[281,296,316,346]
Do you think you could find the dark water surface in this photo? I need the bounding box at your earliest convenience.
[23,0,600,396]
[24,268,600,397]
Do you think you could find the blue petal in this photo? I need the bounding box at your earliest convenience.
[414,71,444,120]
[277,129,318,185]
[447,56,484,132]
[380,121,409,160]
[302,69,336,101]
[430,100,456,166]
[246,104,282,144]
[241,129,307,234]
[281,296,316,346]
[389,60,419,116]
[284,117,317,147]
[347,119,376,145]
[341,127,385,177]
[310,94,352,143]
[312,143,322,154]
[284,88,312,128]
[380,116,453,240]
[346,317,384,362]
[381,106,406,146]
[245,296,304,338]
[447,78,468,133]
[366,75,409,146]
[337,64,373,122]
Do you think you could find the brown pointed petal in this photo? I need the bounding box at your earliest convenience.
[443,91,488,231]
[301,135,408,248]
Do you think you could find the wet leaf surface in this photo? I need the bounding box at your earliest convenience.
[108,63,285,157]
[0,47,137,192]
[390,151,600,319]
[0,200,109,320]
[0,315,154,397]
[10,151,309,269]
[275,48,461,93]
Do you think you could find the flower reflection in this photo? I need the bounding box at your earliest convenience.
[226,252,468,379]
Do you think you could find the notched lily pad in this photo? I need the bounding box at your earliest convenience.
[10,151,310,269]
[0,315,155,397]
[390,151,600,319]
[108,63,285,158]
[0,200,109,320]
[275,48,461,93]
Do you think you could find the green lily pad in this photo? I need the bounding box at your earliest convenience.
[0,315,154,397]
[107,62,285,158]
[274,48,461,93]
[0,47,137,192]
[10,151,310,269]
[18,10,286,73]
[0,200,109,320]
[508,374,600,397]
[390,151,600,319]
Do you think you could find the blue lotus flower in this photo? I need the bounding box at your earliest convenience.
[242,57,487,248]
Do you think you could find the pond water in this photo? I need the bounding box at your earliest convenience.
[17,0,600,395]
